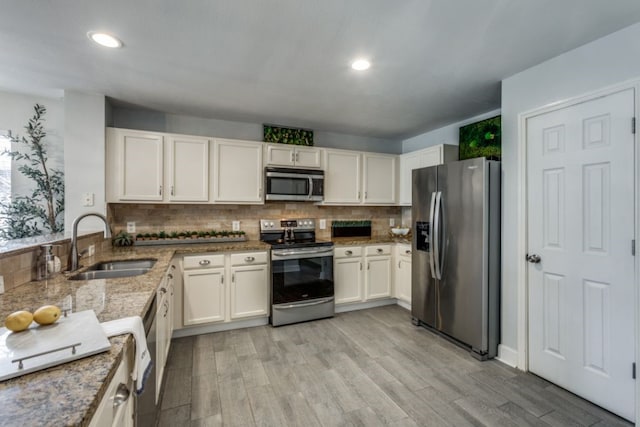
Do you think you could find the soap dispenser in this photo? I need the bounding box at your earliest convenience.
[37,244,61,280]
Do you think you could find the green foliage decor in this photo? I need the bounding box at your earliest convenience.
[263,124,313,146]
[0,104,64,239]
[459,115,501,161]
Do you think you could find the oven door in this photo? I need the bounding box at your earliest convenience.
[271,247,334,304]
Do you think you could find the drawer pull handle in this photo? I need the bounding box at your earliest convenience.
[159,287,167,294]
[113,383,130,407]
[199,260,211,266]
[377,248,383,254]
[244,256,255,262]
[405,250,411,255]
[345,250,353,256]
[167,273,173,279]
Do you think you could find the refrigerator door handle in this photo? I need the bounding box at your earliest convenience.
[429,192,437,279]
[433,191,443,280]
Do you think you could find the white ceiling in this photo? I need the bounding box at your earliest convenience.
[2,1,640,139]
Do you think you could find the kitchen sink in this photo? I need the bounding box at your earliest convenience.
[68,268,152,281]
[86,258,157,271]
[67,258,157,281]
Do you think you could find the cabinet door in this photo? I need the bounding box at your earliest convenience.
[213,139,263,203]
[265,143,296,167]
[323,149,361,204]
[167,135,209,202]
[183,268,225,325]
[421,145,443,168]
[363,153,397,204]
[155,290,168,403]
[118,130,164,201]
[294,146,322,168]
[399,152,423,206]
[89,346,133,427]
[395,257,412,303]
[230,264,269,319]
[365,256,392,300]
[334,257,363,304]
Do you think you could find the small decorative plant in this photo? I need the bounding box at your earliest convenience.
[170,231,178,239]
[178,232,186,239]
[136,233,143,241]
[113,231,134,247]
[158,231,167,239]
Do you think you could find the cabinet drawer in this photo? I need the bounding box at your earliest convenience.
[397,245,412,258]
[183,254,225,269]
[230,251,268,266]
[334,246,363,258]
[365,245,392,256]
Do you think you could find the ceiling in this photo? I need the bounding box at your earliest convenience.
[2,1,640,140]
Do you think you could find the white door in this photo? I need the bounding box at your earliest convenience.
[365,256,392,300]
[119,131,164,201]
[527,88,635,421]
[363,153,397,204]
[323,149,361,204]
[293,146,322,168]
[212,138,263,203]
[230,265,269,319]
[265,143,296,167]
[334,257,363,304]
[183,268,225,325]
[167,135,209,202]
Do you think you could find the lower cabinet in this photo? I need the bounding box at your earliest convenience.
[156,265,175,403]
[394,244,412,304]
[334,245,392,305]
[180,251,269,328]
[90,344,134,427]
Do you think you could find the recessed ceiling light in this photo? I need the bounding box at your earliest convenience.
[351,59,371,71]
[87,32,123,48]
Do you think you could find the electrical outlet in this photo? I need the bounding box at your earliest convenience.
[390,218,395,227]
[0,276,4,294]
[82,192,94,207]
[127,222,136,233]
[319,219,326,230]
[232,221,240,231]
[87,245,95,257]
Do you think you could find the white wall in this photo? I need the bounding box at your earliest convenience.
[402,109,501,153]
[0,90,64,225]
[501,22,640,362]
[112,107,402,154]
[63,91,107,236]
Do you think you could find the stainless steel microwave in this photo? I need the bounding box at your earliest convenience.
[265,167,324,201]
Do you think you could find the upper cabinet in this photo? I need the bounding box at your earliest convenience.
[167,135,209,202]
[212,138,263,204]
[107,128,164,202]
[106,128,210,203]
[264,143,322,169]
[323,148,397,205]
[398,144,458,205]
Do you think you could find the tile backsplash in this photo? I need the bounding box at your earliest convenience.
[108,203,402,241]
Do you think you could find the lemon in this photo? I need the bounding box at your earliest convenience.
[33,305,61,326]
[4,310,34,332]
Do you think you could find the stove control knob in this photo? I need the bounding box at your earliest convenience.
[269,222,274,228]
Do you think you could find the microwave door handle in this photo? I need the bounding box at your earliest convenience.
[308,177,313,199]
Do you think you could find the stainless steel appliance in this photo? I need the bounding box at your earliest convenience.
[411,157,500,360]
[265,167,324,201]
[260,218,334,326]
[136,294,157,426]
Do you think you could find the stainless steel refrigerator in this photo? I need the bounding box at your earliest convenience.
[411,157,500,360]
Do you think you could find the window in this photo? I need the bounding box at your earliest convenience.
[0,134,11,233]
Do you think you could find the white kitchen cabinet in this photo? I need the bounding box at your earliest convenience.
[399,144,458,205]
[323,148,398,205]
[167,135,209,202]
[334,245,392,304]
[89,344,133,427]
[230,266,269,319]
[106,128,164,202]
[363,153,397,204]
[394,244,412,304]
[323,149,362,204]
[264,143,322,168]
[183,264,226,325]
[212,138,263,203]
[155,264,175,403]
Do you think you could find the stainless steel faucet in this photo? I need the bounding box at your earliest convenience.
[70,212,111,272]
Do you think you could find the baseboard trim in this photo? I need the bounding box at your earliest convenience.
[396,299,411,311]
[496,344,519,368]
[335,298,397,313]
[172,317,269,338]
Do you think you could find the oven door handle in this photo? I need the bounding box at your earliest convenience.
[273,297,334,310]
[272,249,334,258]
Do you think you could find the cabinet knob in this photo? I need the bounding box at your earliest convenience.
[377,248,383,254]
[113,383,130,407]
[160,287,167,294]
[199,259,211,266]
[345,250,353,256]
[167,273,173,279]
[244,256,255,262]
[405,250,411,255]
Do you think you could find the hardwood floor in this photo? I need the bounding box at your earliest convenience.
[158,305,632,427]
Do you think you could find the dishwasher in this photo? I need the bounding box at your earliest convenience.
[136,294,157,427]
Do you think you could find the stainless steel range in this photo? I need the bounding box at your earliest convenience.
[260,218,334,326]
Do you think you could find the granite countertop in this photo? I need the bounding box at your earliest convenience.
[0,240,269,427]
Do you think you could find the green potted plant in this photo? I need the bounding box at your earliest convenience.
[143,233,151,240]
[136,233,144,241]
[178,232,186,239]
[158,231,167,239]
[169,231,178,239]
[113,231,134,247]
[197,231,206,239]
[190,230,198,239]
[150,232,159,240]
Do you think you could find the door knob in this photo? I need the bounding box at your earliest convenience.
[526,254,541,264]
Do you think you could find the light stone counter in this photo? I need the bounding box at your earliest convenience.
[0,240,269,427]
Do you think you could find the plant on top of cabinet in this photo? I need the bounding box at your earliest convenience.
[263,124,313,146]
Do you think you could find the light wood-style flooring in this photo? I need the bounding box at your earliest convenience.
[158,305,631,426]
